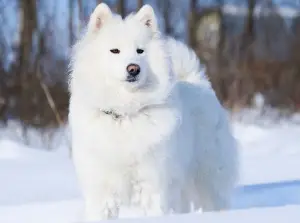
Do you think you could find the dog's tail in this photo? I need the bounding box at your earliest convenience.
[166,37,210,86]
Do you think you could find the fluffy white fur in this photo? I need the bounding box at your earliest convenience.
[68,3,238,221]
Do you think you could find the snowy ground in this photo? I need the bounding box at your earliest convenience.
[0,112,300,222]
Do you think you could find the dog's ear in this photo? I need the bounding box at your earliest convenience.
[88,3,112,33]
[135,5,158,33]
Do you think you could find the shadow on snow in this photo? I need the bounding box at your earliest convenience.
[232,180,300,210]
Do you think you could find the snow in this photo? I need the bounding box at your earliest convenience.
[100,206,300,223]
[1,112,300,222]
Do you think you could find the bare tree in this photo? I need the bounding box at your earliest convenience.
[163,0,172,35]
[17,0,37,79]
[16,0,37,121]
[137,0,143,9]
[241,0,256,51]
[188,0,197,47]
[69,0,74,47]
[77,0,84,31]
[156,0,176,37]
[116,0,126,18]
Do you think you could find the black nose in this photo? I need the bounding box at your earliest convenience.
[126,64,140,77]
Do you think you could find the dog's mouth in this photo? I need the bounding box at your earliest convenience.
[126,76,139,83]
[123,74,149,92]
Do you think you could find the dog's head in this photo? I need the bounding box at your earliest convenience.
[70,4,175,115]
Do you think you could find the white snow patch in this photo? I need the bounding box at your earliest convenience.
[0,112,300,222]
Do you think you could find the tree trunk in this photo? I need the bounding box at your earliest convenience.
[116,0,125,18]
[17,0,37,124]
[69,0,74,47]
[188,0,197,47]
[137,0,143,10]
[18,0,37,79]
[243,0,256,45]
[77,0,84,32]
[163,0,172,35]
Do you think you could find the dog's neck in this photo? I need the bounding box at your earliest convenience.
[101,110,123,120]
[100,102,167,120]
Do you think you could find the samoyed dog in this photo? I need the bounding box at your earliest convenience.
[69,3,238,221]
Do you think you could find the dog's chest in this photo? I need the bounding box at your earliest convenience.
[77,109,180,164]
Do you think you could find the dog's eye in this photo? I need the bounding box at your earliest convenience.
[136,49,144,54]
[110,49,120,54]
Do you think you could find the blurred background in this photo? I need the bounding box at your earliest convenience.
[0,0,300,130]
[1,1,300,222]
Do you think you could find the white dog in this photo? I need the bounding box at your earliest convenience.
[69,3,238,221]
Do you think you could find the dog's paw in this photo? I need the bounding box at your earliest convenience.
[84,197,121,221]
[102,197,121,219]
[133,182,172,216]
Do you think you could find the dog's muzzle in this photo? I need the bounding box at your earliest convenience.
[126,64,140,82]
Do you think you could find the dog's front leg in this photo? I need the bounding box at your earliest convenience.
[135,159,182,216]
[138,181,182,216]
[81,181,121,221]
[73,157,121,221]
[81,182,122,221]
